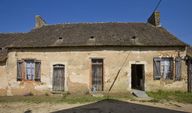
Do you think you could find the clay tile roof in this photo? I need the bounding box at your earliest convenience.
[0,22,187,48]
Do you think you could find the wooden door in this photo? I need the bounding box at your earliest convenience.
[53,64,65,91]
[92,59,103,91]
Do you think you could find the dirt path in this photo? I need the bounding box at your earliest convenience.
[0,103,86,113]
[0,100,192,113]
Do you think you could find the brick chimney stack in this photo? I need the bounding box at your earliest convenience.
[147,11,160,27]
[35,15,46,28]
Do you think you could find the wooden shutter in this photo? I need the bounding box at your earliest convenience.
[169,58,174,80]
[175,57,182,80]
[17,60,23,81]
[35,60,41,81]
[153,57,161,80]
[188,59,192,92]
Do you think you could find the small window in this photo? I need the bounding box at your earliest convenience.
[17,59,41,81]
[131,36,136,40]
[90,36,94,39]
[58,37,63,40]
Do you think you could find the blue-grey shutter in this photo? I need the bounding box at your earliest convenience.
[169,58,174,80]
[153,57,161,80]
[175,57,182,80]
[35,60,41,81]
[188,59,192,92]
[17,60,23,81]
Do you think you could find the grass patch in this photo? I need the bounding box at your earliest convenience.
[0,93,134,104]
[147,90,192,103]
[0,96,62,103]
[0,95,105,104]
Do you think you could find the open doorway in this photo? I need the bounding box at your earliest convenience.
[131,64,145,90]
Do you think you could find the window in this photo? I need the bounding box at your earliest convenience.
[26,60,35,80]
[160,58,173,79]
[17,59,41,81]
[153,57,173,80]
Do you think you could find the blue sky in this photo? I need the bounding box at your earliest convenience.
[0,0,191,45]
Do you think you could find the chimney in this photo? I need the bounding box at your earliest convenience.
[147,11,160,27]
[35,15,46,28]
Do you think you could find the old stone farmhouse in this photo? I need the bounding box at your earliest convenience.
[0,12,192,96]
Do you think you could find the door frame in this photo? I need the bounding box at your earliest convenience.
[52,64,65,91]
[128,61,147,91]
[90,58,104,92]
[50,62,68,92]
[131,64,145,90]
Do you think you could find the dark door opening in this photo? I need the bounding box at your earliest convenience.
[131,64,145,90]
[187,58,192,92]
[91,59,103,92]
[53,64,65,92]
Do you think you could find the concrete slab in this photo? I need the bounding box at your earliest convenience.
[132,89,152,100]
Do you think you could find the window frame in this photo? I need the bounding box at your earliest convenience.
[160,57,174,80]
[25,60,35,80]
[17,59,41,81]
[153,57,174,80]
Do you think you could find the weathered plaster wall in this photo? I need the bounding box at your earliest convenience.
[0,62,8,96]
[0,47,188,95]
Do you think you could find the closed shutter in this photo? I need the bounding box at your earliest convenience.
[153,57,161,80]
[35,60,41,81]
[175,57,182,80]
[169,58,174,79]
[188,59,192,92]
[17,60,23,81]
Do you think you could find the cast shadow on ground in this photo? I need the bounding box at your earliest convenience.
[52,99,187,113]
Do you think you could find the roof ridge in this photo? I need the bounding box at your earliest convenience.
[44,22,145,26]
[0,32,25,35]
